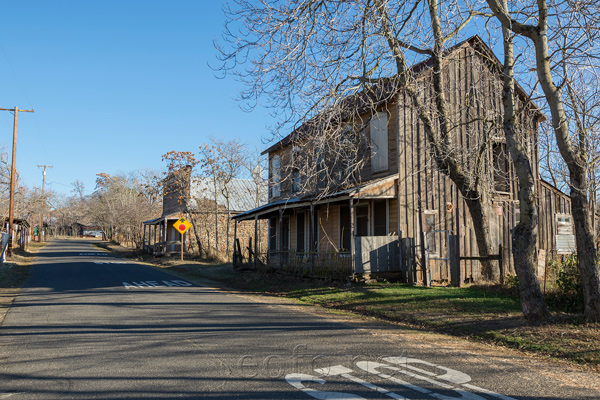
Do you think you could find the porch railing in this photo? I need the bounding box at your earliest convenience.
[236,250,352,279]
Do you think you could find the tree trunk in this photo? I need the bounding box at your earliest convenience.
[570,174,600,322]
[501,22,551,322]
[531,18,600,323]
[463,197,497,281]
[486,0,600,321]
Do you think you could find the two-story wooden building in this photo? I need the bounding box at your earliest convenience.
[232,36,576,284]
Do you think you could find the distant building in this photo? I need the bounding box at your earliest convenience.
[143,168,267,259]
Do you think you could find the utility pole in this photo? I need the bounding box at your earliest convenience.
[0,107,34,255]
[37,165,53,242]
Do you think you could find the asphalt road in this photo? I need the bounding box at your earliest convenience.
[0,239,598,399]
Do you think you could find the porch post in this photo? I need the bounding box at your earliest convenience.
[254,215,258,269]
[310,203,315,269]
[164,218,168,253]
[279,207,283,267]
[233,219,238,264]
[142,224,147,252]
[350,198,355,274]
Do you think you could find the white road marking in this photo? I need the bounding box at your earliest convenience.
[383,357,472,384]
[462,384,521,400]
[355,361,431,394]
[122,280,192,289]
[315,365,406,399]
[285,373,367,400]
[94,261,128,264]
[285,357,519,400]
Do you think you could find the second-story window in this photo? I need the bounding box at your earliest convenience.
[271,154,281,198]
[370,112,389,173]
[292,168,301,193]
[292,146,301,193]
[492,140,509,193]
[316,149,326,189]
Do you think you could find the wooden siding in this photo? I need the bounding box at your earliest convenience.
[261,37,562,283]
[395,44,541,280]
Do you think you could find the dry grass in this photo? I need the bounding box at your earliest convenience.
[0,242,47,324]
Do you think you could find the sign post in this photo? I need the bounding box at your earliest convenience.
[173,217,192,261]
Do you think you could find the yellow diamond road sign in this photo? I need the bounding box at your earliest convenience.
[173,217,192,234]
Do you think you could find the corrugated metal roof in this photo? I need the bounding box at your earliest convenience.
[189,178,268,213]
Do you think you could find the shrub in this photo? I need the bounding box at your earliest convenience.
[546,255,584,312]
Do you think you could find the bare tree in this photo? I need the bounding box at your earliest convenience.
[217,0,517,280]
[213,138,248,256]
[244,146,268,209]
[499,13,551,321]
[71,180,86,200]
[198,144,222,258]
[89,172,160,248]
[485,0,600,321]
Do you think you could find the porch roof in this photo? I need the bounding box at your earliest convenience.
[232,175,397,221]
[143,212,185,226]
[3,218,31,229]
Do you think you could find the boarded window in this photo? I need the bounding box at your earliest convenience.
[423,211,438,255]
[556,213,576,254]
[355,205,369,237]
[492,142,509,193]
[370,112,389,173]
[373,200,387,235]
[270,155,281,198]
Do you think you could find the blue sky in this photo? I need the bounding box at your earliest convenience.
[0,1,272,197]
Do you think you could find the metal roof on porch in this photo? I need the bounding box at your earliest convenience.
[142,213,185,226]
[232,175,397,222]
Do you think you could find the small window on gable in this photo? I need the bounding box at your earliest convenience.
[370,112,389,173]
[270,155,281,198]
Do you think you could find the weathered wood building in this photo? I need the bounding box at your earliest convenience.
[233,36,576,284]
